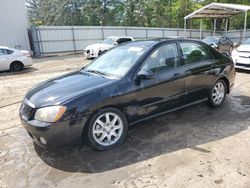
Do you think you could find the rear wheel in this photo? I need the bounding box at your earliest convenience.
[10,61,23,71]
[208,79,227,107]
[86,107,128,150]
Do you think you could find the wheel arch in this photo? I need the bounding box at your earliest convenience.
[9,60,24,69]
[217,76,230,94]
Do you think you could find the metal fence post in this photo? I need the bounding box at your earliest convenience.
[37,27,44,57]
[31,27,41,57]
[125,27,128,36]
[102,27,104,40]
[72,26,76,53]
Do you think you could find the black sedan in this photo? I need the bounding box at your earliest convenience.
[202,36,233,54]
[20,39,235,150]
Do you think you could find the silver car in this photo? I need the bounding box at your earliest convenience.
[0,46,33,71]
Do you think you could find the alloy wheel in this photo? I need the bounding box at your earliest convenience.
[92,112,123,146]
[212,82,225,105]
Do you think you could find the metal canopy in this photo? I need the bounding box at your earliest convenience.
[184,3,250,41]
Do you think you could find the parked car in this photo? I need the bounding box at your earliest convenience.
[202,36,233,54]
[0,46,32,71]
[20,39,235,150]
[232,38,250,70]
[83,36,134,58]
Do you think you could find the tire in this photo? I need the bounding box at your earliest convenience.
[10,61,23,71]
[208,79,227,107]
[85,107,128,150]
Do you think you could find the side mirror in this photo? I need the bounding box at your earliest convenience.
[137,69,154,80]
[113,41,118,45]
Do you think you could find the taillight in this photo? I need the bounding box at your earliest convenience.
[22,51,31,57]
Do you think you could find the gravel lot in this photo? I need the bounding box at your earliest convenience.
[0,55,250,188]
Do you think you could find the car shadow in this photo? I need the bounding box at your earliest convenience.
[35,94,250,173]
[0,67,38,76]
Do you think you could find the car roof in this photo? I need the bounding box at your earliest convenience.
[107,36,134,39]
[204,36,221,39]
[121,38,201,48]
[0,46,10,49]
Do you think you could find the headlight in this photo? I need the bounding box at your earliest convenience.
[34,106,67,123]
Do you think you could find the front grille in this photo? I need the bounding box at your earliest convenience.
[21,101,36,120]
[236,63,250,68]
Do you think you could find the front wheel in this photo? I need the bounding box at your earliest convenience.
[208,80,227,107]
[86,108,128,150]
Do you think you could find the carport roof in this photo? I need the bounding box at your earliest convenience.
[184,3,250,19]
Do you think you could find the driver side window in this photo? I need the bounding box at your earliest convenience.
[142,43,180,73]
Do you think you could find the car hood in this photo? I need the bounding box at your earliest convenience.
[85,43,112,50]
[236,44,250,52]
[25,71,115,107]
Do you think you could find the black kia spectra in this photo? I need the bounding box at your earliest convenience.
[20,39,235,150]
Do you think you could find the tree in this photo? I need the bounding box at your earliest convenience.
[26,0,250,30]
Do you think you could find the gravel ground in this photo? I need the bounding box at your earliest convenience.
[0,55,250,188]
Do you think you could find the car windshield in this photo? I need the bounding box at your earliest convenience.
[243,38,250,44]
[83,45,147,79]
[101,38,116,45]
[202,37,219,44]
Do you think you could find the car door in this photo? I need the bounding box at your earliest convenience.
[0,49,10,71]
[131,42,186,120]
[178,41,216,103]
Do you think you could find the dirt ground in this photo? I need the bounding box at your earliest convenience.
[0,55,250,188]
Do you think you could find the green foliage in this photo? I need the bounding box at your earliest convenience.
[26,0,250,30]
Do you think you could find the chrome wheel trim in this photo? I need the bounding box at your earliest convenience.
[92,112,123,146]
[212,82,225,105]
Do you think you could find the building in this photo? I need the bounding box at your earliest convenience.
[0,0,30,50]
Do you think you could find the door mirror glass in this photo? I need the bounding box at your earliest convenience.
[137,69,154,80]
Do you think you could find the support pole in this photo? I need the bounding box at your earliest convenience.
[200,19,203,40]
[184,18,187,37]
[225,18,228,33]
[213,19,216,36]
[243,11,248,42]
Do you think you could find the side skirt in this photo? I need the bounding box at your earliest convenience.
[129,98,208,126]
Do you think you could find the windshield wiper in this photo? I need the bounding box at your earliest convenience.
[85,69,108,77]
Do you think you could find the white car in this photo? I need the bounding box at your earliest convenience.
[232,39,250,70]
[0,46,33,71]
[84,36,134,58]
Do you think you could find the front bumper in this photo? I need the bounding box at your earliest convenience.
[20,117,86,148]
[83,49,98,59]
[232,53,250,70]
